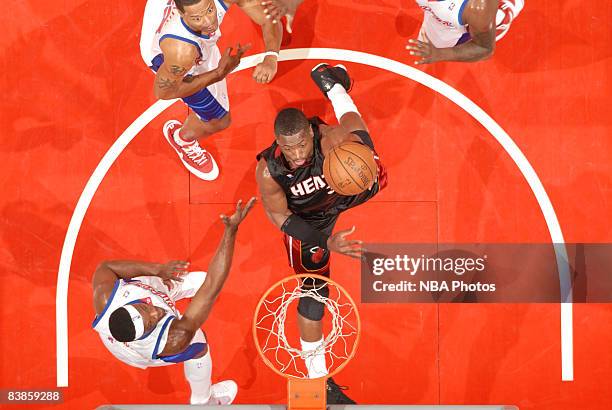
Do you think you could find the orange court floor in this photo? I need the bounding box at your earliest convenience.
[1,0,611,409]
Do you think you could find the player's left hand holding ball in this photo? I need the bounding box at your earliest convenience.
[253,55,278,84]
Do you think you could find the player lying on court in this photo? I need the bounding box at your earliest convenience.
[260,0,523,65]
[140,0,282,181]
[92,198,255,405]
[255,64,388,403]
[407,0,524,64]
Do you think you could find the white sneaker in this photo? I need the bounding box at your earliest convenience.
[496,0,524,41]
[163,120,220,181]
[207,380,238,405]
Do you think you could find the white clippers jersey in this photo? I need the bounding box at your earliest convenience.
[141,0,228,75]
[93,276,182,369]
[415,0,470,48]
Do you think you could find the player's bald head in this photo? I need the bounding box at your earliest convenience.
[274,108,310,140]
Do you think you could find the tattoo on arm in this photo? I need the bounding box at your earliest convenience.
[156,76,178,90]
[170,65,188,76]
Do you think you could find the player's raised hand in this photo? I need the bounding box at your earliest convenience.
[261,0,287,22]
[406,34,441,65]
[327,226,364,259]
[262,0,300,33]
[216,43,252,78]
[220,197,257,230]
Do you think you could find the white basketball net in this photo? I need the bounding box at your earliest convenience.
[254,276,359,379]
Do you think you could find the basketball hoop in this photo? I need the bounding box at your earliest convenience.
[253,274,361,410]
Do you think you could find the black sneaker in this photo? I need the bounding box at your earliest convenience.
[326,377,356,405]
[310,63,353,98]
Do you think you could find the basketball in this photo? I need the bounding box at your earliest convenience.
[323,142,378,196]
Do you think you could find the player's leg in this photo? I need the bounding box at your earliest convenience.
[282,231,330,378]
[297,276,329,380]
[183,330,237,405]
[282,226,356,403]
[163,76,230,179]
[163,47,231,181]
[311,63,366,133]
[181,111,232,141]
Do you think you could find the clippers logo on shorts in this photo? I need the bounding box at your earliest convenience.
[290,175,335,197]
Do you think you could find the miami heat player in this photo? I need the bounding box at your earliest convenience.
[255,63,387,404]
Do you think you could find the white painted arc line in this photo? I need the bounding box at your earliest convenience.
[55,99,176,387]
[56,48,572,387]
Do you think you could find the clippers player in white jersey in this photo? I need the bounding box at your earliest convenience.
[92,198,255,405]
[407,0,524,64]
[261,0,522,65]
[140,0,282,181]
[255,64,388,404]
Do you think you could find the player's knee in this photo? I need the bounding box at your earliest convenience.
[297,284,329,321]
[298,296,325,321]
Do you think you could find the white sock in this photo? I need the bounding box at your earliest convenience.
[184,351,213,405]
[300,337,328,379]
[327,83,360,122]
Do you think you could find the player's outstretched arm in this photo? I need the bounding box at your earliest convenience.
[155,40,250,99]
[92,260,189,314]
[407,0,497,64]
[161,198,256,355]
[235,0,282,83]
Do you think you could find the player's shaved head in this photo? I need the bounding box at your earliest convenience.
[274,108,314,169]
[174,0,213,13]
[175,0,207,13]
[274,108,310,138]
[109,307,136,342]
[176,0,218,35]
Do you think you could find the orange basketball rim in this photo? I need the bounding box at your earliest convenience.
[253,274,362,410]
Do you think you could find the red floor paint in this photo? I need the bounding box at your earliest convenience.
[1,0,611,409]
